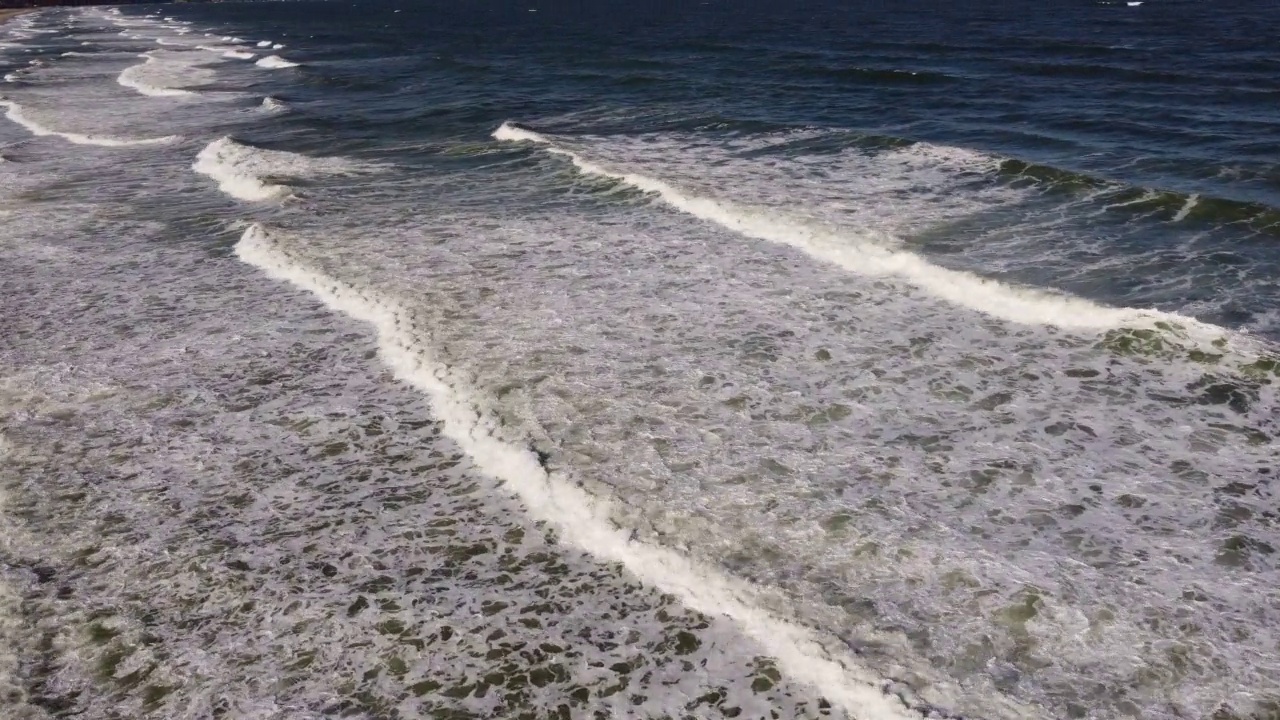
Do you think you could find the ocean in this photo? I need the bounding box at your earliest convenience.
[1,1,1277,718]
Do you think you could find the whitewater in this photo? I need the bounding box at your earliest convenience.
[3,4,1278,720]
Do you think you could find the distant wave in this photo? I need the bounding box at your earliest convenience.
[235,221,925,720]
[493,122,1215,334]
[256,55,299,69]
[997,158,1280,234]
[223,50,256,60]
[193,136,368,202]
[795,64,957,85]
[0,99,180,147]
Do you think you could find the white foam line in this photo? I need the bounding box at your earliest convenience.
[0,100,179,147]
[1172,193,1199,223]
[493,122,1208,333]
[235,222,924,720]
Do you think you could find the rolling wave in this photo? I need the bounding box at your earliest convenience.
[998,158,1280,233]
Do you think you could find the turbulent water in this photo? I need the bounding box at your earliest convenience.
[2,2,1278,718]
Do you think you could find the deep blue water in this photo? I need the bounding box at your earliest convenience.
[1,2,1278,719]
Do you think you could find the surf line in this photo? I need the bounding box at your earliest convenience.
[235,221,936,720]
[491,122,1213,334]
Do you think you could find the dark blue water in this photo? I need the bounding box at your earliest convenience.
[2,2,1277,719]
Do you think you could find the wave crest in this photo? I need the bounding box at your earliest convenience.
[193,137,370,202]
[492,122,1207,333]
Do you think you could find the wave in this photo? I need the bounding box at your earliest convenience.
[116,52,196,98]
[223,50,255,61]
[493,122,1218,334]
[0,100,179,147]
[234,221,927,720]
[192,137,368,202]
[997,158,1280,233]
[256,40,272,48]
[259,96,288,113]
[256,55,299,69]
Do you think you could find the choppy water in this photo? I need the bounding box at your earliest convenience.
[2,2,1277,719]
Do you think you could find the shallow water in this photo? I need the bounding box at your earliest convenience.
[2,3,1278,719]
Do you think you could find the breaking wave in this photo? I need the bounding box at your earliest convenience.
[193,136,370,202]
[492,122,1214,334]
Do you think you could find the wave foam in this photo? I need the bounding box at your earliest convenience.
[255,55,298,69]
[223,50,255,60]
[0,100,179,147]
[493,122,1209,333]
[235,222,922,720]
[193,137,366,202]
